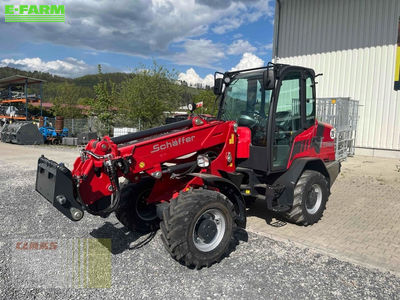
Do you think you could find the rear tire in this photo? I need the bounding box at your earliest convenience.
[160,189,237,269]
[115,179,158,233]
[284,170,329,225]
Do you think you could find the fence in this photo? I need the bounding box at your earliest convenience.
[42,117,97,137]
[39,117,145,138]
[316,98,359,161]
[64,118,96,136]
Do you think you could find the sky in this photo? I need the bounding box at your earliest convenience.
[0,0,275,86]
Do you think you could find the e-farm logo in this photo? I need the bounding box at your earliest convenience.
[4,4,65,23]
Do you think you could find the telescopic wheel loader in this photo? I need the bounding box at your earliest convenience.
[36,63,340,268]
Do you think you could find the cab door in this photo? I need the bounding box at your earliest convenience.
[269,68,305,171]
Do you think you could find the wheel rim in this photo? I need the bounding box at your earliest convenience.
[192,209,226,252]
[306,184,323,214]
[135,190,157,221]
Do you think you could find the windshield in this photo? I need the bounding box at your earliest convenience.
[219,72,272,122]
[218,71,272,146]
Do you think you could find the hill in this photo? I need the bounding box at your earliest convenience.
[0,66,131,86]
[0,66,69,83]
[0,66,132,101]
[73,72,132,88]
[0,66,209,120]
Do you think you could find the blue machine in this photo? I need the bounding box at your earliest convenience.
[39,117,69,144]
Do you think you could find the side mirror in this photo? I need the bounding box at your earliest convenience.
[213,78,224,95]
[263,69,275,90]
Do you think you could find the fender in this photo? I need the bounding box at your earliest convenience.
[274,157,335,209]
[188,173,246,228]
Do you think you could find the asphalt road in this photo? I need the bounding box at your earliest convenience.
[1,150,400,299]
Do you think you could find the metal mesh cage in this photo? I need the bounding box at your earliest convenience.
[316,98,359,161]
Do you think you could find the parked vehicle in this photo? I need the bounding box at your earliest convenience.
[35,63,340,268]
[39,117,69,144]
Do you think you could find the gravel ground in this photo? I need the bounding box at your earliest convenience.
[1,159,400,299]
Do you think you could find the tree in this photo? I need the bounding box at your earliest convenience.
[90,66,118,136]
[192,89,219,116]
[118,62,182,129]
[51,82,84,118]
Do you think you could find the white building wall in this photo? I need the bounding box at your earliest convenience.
[274,0,400,155]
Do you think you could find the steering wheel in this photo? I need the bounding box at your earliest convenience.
[238,111,267,129]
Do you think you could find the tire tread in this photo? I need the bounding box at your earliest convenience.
[283,170,328,226]
[160,189,237,269]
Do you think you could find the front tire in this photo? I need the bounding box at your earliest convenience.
[160,189,237,269]
[284,170,329,225]
[115,179,158,233]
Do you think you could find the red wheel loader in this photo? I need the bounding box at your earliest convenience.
[35,63,340,268]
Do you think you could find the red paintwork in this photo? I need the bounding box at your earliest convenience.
[71,115,334,207]
[146,175,187,204]
[287,120,335,169]
[72,117,238,205]
[236,127,251,158]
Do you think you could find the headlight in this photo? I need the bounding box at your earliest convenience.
[197,155,210,168]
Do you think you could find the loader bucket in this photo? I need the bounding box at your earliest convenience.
[0,122,44,145]
[35,156,84,221]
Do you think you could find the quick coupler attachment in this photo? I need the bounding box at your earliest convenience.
[35,155,84,221]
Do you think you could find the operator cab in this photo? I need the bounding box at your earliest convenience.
[215,63,317,172]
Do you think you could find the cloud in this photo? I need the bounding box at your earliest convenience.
[258,42,274,55]
[0,57,101,77]
[178,68,214,87]
[0,0,273,65]
[263,43,273,50]
[211,0,273,34]
[227,40,257,55]
[230,52,264,71]
[196,0,253,9]
[179,51,265,87]
[171,39,225,68]
[213,18,243,34]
